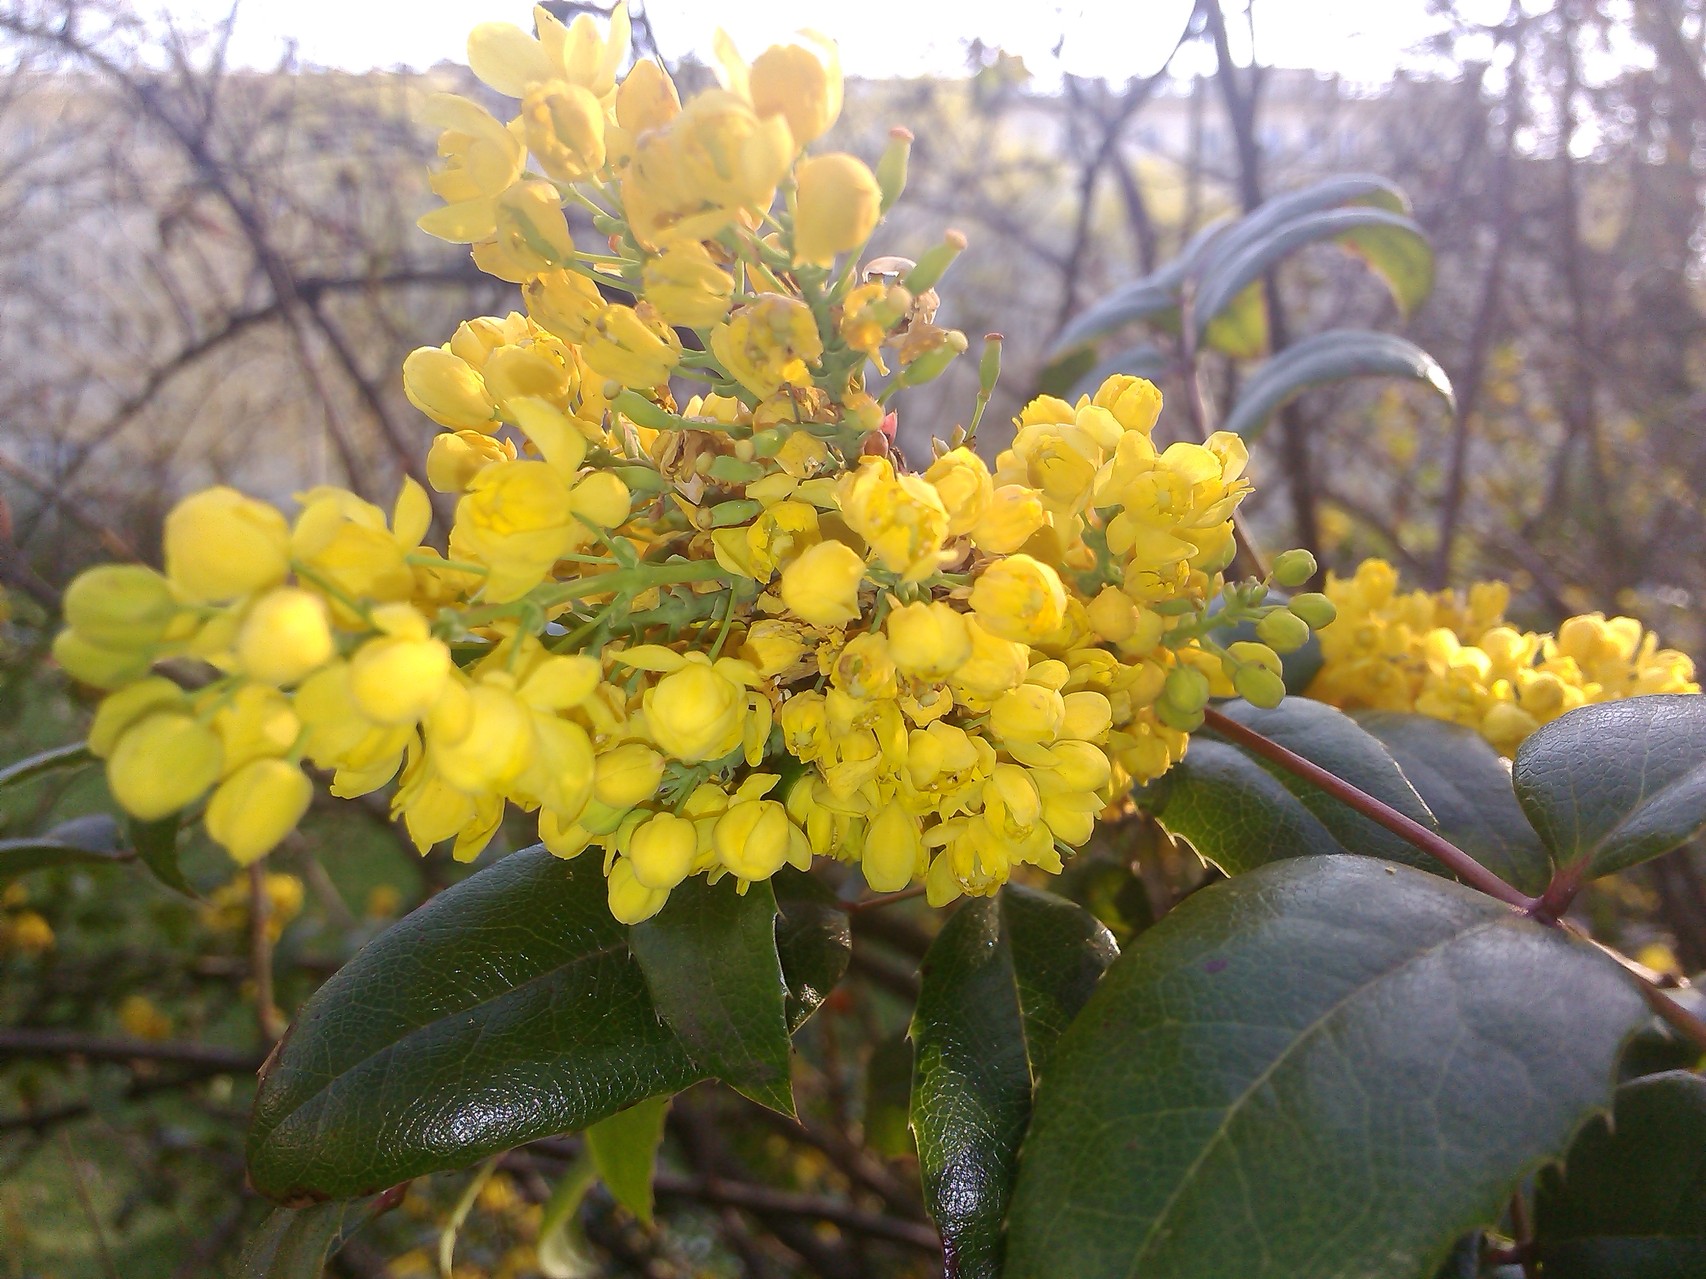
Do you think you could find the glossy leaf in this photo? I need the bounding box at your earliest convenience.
[773,865,852,1032]
[1354,711,1550,896]
[1535,1071,1706,1277]
[1005,856,1647,1279]
[1222,330,1454,444]
[0,741,92,791]
[585,1095,669,1226]
[130,812,195,896]
[1512,696,1706,880]
[235,1200,374,1278]
[910,885,1116,1278]
[1146,697,1440,875]
[0,814,129,877]
[631,875,794,1115]
[1192,207,1431,341]
[248,847,703,1200]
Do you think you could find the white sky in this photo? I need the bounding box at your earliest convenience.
[161,0,1452,83]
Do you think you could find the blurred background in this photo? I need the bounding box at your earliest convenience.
[0,0,1701,1274]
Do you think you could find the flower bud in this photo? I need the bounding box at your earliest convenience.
[780,541,865,629]
[88,678,186,758]
[1288,592,1338,631]
[627,812,699,890]
[1060,690,1113,743]
[583,303,682,388]
[1161,665,1211,716]
[608,857,670,924]
[1092,375,1163,434]
[63,566,182,650]
[348,634,451,725]
[990,684,1066,744]
[793,153,881,268]
[642,241,736,329]
[615,58,681,134]
[107,713,223,821]
[1271,548,1318,589]
[875,126,912,210]
[969,555,1067,644]
[51,630,152,689]
[643,661,746,762]
[713,799,792,881]
[886,601,971,680]
[922,448,993,538]
[205,758,312,866]
[970,485,1047,555]
[238,588,334,686]
[403,347,497,431]
[862,802,921,892]
[523,268,607,344]
[594,742,667,809]
[749,41,841,146]
[426,430,509,493]
[520,80,606,182]
[163,487,291,604]
[1255,608,1312,654]
[1232,665,1286,709]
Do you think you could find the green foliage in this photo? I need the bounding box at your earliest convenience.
[909,885,1116,1277]
[1004,856,1648,1279]
[235,1200,381,1278]
[584,1096,670,1227]
[1222,330,1454,443]
[0,812,130,876]
[1514,695,1706,881]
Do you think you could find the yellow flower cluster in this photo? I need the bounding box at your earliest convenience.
[50,6,1327,920]
[1308,558,1699,755]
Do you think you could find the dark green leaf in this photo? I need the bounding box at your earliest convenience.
[1005,856,1647,1279]
[1147,698,1440,875]
[1535,1071,1706,1277]
[130,812,195,896]
[1512,696,1706,879]
[234,1200,374,1278]
[585,1095,670,1226]
[631,875,794,1116]
[1054,841,1156,945]
[0,814,130,877]
[1192,208,1432,340]
[1222,330,1454,444]
[248,847,703,1201]
[0,741,92,791]
[911,885,1116,1278]
[1354,711,1551,895]
[773,866,851,1032]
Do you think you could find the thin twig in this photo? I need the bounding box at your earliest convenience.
[249,863,283,1044]
[0,1028,263,1072]
[61,1131,120,1279]
[652,1172,940,1253]
[1200,706,1531,907]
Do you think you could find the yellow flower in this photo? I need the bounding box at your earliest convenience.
[62,565,184,651]
[713,798,794,881]
[643,659,748,762]
[205,759,312,866]
[780,540,865,628]
[118,994,173,1041]
[348,608,451,726]
[520,81,606,182]
[472,181,575,282]
[107,713,223,821]
[608,857,670,924]
[427,430,511,493]
[522,269,606,345]
[623,90,792,246]
[969,555,1067,643]
[949,617,1031,704]
[89,678,185,758]
[746,500,820,577]
[1093,374,1163,434]
[924,448,994,538]
[627,812,699,890]
[403,347,497,431]
[863,802,922,892]
[211,684,300,776]
[594,742,666,809]
[453,460,578,602]
[971,484,1047,555]
[163,487,291,604]
[416,94,526,242]
[582,303,682,388]
[468,3,630,100]
[746,38,841,147]
[710,294,823,399]
[793,153,882,268]
[838,458,950,582]
[886,601,971,680]
[642,242,736,330]
[615,58,680,134]
[237,588,334,686]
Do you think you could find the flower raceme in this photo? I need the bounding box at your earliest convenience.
[53,5,1380,918]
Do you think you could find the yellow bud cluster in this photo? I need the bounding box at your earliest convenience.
[1308,558,1699,755]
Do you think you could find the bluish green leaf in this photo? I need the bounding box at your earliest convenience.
[1512,696,1706,880]
[1535,1070,1706,1277]
[631,875,794,1116]
[235,1200,376,1278]
[0,741,92,791]
[1222,330,1454,444]
[910,885,1116,1278]
[1065,343,1170,402]
[130,812,195,896]
[1005,855,1648,1279]
[1192,208,1432,340]
[1354,711,1550,896]
[0,814,130,877]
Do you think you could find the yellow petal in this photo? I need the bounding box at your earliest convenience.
[467,22,554,97]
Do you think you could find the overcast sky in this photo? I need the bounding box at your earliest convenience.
[160,0,1466,84]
